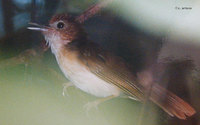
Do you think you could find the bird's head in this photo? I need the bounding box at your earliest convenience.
[28,14,85,48]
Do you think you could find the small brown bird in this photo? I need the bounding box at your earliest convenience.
[28,14,196,119]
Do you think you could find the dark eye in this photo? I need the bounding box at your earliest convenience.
[57,22,64,29]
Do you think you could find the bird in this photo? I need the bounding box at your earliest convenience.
[28,13,196,119]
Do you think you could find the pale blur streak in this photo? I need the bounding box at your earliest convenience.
[111,0,200,124]
[111,0,200,43]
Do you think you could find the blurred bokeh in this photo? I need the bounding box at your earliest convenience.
[0,0,199,125]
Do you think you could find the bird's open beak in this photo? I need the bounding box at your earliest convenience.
[27,22,50,32]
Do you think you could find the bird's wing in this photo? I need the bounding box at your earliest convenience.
[78,42,145,100]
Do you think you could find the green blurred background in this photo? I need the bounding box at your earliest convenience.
[0,0,199,125]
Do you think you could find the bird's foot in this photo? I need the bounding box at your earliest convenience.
[62,82,73,96]
[83,95,117,115]
[84,100,100,117]
[84,100,99,112]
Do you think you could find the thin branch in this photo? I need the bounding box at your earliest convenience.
[0,47,66,83]
[76,0,114,23]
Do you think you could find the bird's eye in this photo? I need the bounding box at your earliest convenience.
[57,22,65,29]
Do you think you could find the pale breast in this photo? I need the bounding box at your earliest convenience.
[55,50,120,97]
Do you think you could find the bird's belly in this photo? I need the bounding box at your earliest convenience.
[69,72,120,97]
[57,57,120,97]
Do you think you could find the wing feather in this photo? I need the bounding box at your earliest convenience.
[77,42,145,100]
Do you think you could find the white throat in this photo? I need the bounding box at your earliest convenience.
[44,33,69,55]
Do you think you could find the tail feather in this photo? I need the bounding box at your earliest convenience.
[150,84,196,119]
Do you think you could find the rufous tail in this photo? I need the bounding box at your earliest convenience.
[149,84,196,119]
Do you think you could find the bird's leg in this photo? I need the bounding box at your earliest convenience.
[84,95,117,112]
[62,81,74,96]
